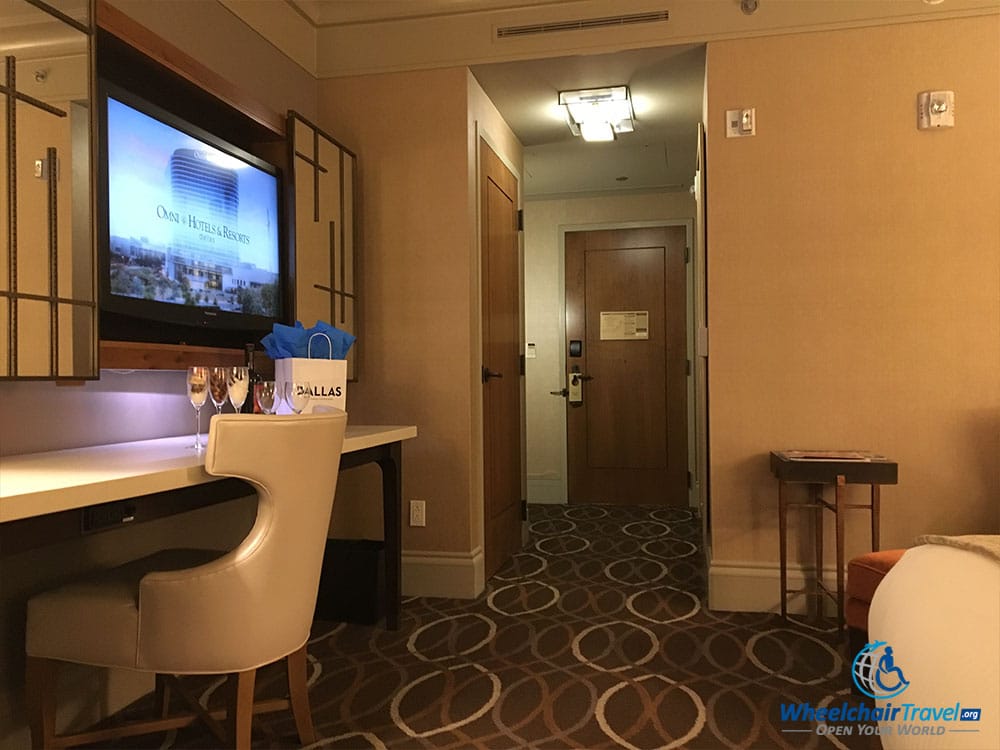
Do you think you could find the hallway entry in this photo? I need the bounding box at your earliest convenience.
[564,226,687,505]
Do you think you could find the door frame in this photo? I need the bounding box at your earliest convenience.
[551,218,701,508]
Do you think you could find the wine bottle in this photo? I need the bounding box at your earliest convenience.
[244,343,261,413]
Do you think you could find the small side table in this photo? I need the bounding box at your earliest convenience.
[770,450,898,630]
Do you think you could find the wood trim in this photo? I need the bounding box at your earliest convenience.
[287,111,356,158]
[95,0,284,136]
[100,340,245,370]
[93,3,294,373]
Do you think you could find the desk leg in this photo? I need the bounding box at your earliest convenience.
[778,480,788,619]
[811,483,824,621]
[871,484,881,552]
[835,475,846,633]
[377,442,402,630]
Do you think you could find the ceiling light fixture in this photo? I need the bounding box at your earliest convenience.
[559,86,634,142]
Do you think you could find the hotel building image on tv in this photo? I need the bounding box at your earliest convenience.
[106,97,280,317]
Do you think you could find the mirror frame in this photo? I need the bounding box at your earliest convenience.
[1,0,97,380]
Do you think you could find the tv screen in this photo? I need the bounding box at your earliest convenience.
[98,83,284,347]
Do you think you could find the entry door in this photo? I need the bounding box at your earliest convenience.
[481,140,522,579]
[565,226,687,505]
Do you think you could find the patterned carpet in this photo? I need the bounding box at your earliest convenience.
[94,504,880,749]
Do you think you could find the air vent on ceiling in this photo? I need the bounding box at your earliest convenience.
[496,10,669,39]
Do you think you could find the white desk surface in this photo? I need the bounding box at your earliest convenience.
[0,424,417,523]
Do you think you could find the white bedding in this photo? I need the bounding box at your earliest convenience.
[868,542,999,750]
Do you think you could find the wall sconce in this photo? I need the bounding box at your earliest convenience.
[558,86,634,142]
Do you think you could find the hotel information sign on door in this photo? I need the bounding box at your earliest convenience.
[600,311,649,340]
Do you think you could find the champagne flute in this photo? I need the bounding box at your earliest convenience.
[186,366,208,452]
[208,366,229,416]
[284,381,311,414]
[255,380,278,414]
[227,366,249,413]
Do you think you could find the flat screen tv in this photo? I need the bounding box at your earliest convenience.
[98,81,285,349]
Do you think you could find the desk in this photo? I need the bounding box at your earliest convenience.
[770,450,898,630]
[0,425,417,629]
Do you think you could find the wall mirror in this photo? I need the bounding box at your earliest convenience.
[1,0,96,379]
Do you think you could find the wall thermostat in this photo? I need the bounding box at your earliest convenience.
[726,108,756,138]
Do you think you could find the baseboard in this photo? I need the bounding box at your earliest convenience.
[708,559,839,616]
[526,479,565,504]
[402,547,485,599]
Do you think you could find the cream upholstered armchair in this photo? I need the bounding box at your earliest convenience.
[25,411,348,749]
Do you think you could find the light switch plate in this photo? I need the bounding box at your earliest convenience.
[409,500,426,527]
[726,108,756,138]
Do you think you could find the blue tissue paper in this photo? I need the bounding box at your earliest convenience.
[261,321,355,360]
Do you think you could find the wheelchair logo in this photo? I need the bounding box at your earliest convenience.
[852,640,911,699]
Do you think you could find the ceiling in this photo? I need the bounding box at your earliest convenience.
[286,0,706,198]
[471,44,705,198]
[291,0,595,26]
[251,1,998,199]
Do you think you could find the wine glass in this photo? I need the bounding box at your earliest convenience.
[255,380,278,414]
[284,381,311,414]
[208,366,229,416]
[186,366,208,452]
[227,366,249,413]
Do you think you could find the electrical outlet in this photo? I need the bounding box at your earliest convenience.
[409,500,426,527]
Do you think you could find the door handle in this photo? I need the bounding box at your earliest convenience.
[482,366,503,383]
[549,388,568,397]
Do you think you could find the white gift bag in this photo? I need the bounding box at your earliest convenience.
[274,333,347,414]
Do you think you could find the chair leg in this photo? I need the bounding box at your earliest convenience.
[154,673,171,718]
[226,669,256,750]
[25,656,58,750]
[287,645,317,745]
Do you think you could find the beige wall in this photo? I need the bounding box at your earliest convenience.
[318,67,474,558]
[317,68,523,586]
[705,17,1000,583]
[523,191,696,503]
